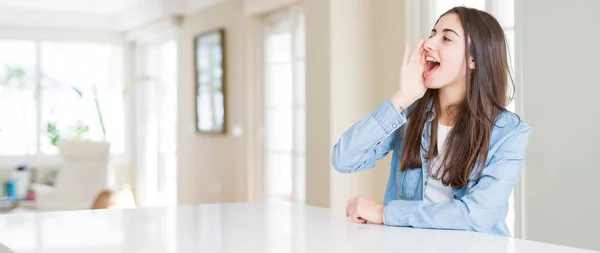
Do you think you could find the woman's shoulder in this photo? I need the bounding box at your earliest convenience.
[492,110,532,140]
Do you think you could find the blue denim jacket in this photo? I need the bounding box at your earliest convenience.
[332,99,532,237]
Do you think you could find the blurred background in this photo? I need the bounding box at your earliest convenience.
[0,0,598,251]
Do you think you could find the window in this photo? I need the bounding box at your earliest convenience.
[133,40,178,207]
[262,6,306,203]
[0,40,37,156]
[0,40,125,160]
[429,0,516,235]
[40,42,125,155]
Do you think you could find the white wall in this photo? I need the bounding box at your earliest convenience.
[518,0,600,250]
[177,0,248,204]
[171,0,409,210]
[305,0,408,211]
[329,0,383,210]
[304,0,332,207]
[376,0,409,185]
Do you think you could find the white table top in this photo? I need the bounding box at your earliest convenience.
[0,202,596,253]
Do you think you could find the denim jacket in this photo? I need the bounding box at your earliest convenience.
[332,99,532,236]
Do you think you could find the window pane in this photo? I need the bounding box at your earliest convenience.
[39,42,124,154]
[505,28,515,75]
[264,32,291,64]
[294,108,305,153]
[265,64,293,107]
[464,0,486,10]
[294,13,305,59]
[141,40,179,207]
[505,28,516,113]
[266,108,292,152]
[433,0,486,19]
[158,41,178,153]
[434,0,464,19]
[0,40,37,155]
[495,0,515,27]
[293,60,305,106]
[266,153,292,199]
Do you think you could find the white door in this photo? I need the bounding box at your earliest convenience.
[262,6,306,203]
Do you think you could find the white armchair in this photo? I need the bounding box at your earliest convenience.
[32,141,112,211]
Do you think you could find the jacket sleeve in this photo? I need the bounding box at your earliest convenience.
[331,99,408,174]
[382,121,532,232]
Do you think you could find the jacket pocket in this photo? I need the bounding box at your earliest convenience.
[397,168,422,200]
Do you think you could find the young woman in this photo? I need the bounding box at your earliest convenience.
[332,6,531,237]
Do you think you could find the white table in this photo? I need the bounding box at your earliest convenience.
[0,202,596,253]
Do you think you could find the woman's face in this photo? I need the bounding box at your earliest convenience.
[423,13,473,89]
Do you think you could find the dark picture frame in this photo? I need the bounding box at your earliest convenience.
[194,28,226,134]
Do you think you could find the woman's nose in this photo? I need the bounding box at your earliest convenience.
[423,38,436,52]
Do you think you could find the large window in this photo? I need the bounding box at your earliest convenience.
[133,39,178,207]
[0,40,37,156]
[429,0,516,235]
[262,6,306,202]
[0,40,125,159]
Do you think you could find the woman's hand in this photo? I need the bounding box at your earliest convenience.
[391,39,428,110]
[346,196,385,224]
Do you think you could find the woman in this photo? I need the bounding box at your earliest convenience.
[332,6,531,237]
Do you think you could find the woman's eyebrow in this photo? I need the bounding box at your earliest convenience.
[431,28,461,37]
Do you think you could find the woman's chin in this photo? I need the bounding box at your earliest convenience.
[424,79,442,89]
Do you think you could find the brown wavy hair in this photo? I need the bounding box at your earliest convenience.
[399,7,515,188]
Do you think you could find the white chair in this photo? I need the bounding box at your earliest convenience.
[32,141,112,211]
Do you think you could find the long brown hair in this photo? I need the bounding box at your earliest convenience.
[399,7,515,189]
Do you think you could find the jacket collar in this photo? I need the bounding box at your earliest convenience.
[425,99,436,123]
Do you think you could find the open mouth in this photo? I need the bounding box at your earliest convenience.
[425,56,440,77]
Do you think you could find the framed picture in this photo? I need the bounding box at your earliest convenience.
[194,28,226,134]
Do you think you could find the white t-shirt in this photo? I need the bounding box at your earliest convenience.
[423,123,454,204]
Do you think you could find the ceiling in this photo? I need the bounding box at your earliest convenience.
[0,0,223,31]
[0,0,150,14]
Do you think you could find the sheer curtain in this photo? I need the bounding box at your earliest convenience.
[132,40,178,207]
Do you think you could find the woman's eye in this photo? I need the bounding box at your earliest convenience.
[443,36,452,42]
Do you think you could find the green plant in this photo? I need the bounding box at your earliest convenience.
[46,122,60,146]
[92,86,106,137]
[46,121,89,146]
[0,66,25,86]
